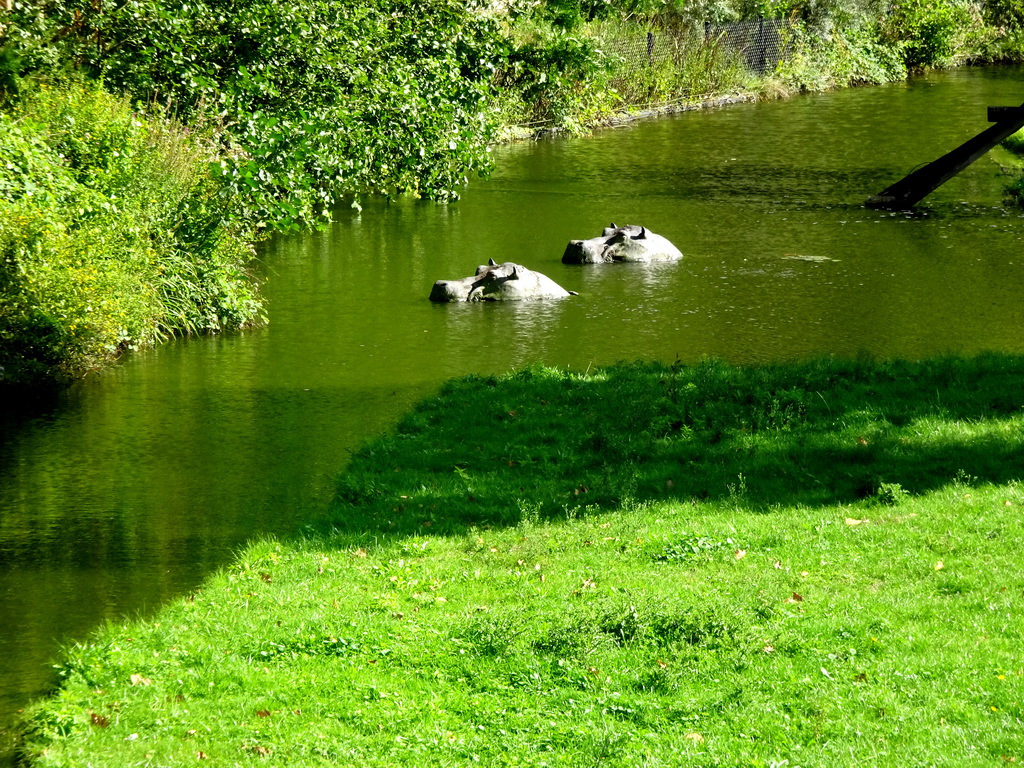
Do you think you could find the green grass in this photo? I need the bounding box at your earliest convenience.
[20,357,1024,766]
[1003,128,1024,156]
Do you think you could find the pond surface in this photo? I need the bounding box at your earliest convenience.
[2,65,1023,758]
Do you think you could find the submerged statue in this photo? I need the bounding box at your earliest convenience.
[430,259,577,302]
[562,223,683,264]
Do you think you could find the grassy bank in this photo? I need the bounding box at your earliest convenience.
[20,357,1024,766]
[489,0,1024,135]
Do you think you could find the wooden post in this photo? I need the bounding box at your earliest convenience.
[988,106,1024,123]
[866,102,1024,209]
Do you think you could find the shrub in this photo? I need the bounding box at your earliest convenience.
[494,24,613,129]
[0,81,263,389]
[773,18,905,90]
[879,0,973,68]
[4,0,506,228]
[986,0,1024,27]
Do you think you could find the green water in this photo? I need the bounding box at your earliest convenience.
[2,66,1023,755]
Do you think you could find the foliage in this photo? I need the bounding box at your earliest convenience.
[772,18,905,90]
[0,81,263,390]
[1001,127,1024,155]
[668,0,745,24]
[874,481,910,505]
[999,130,1024,208]
[4,0,505,229]
[0,41,21,106]
[590,16,757,107]
[494,23,616,130]
[1005,171,1024,205]
[986,0,1024,27]
[537,0,618,29]
[3,0,1024,391]
[19,357,1024,766]
[497,0,1019,127]
[879,0,975,67]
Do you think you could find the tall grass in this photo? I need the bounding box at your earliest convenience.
[593,17,758,109]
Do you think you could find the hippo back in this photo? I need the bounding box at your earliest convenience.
[471,262,572,301]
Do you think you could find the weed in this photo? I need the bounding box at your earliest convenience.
[875,481,910,505]
[652,534,733,563]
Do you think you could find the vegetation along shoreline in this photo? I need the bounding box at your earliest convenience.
[4,0,1024,393]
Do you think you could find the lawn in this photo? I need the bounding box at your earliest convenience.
[21,357,1024,766]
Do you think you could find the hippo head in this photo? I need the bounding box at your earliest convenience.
[562,236,610,263]
[602,225,652,261]
[601,222,645,238]
[466,260,521,301]
[429,262,491,302]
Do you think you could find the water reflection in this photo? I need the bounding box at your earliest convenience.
[433,299,575,371]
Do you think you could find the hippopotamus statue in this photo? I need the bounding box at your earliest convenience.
[430,259,577,302]
[562,223,683,264]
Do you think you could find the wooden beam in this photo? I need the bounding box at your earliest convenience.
[866,102,1024,209]
[989,106,1024,122]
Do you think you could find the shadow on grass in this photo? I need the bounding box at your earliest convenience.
[322,355,1024,538]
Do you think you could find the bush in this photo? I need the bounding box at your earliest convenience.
[4,0,506,228]
[986,0,1024,27]
[879,0,974,68]
[773,18,905,90]
[538,0,617,29]
[0,81,263,388]
[494,24,613,129]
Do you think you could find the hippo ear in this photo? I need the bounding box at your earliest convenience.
[632,226,648,240]
[488,258,497,266]
[609,221,617,229]
[510,265,520,279]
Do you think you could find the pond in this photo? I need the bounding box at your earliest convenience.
[1,65,1023,759]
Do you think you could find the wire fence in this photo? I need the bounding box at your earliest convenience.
[601,16,793,77]
[495,16,795,130]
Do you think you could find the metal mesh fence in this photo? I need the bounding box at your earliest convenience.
[600,16,792,76]
[494,16,794,128]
